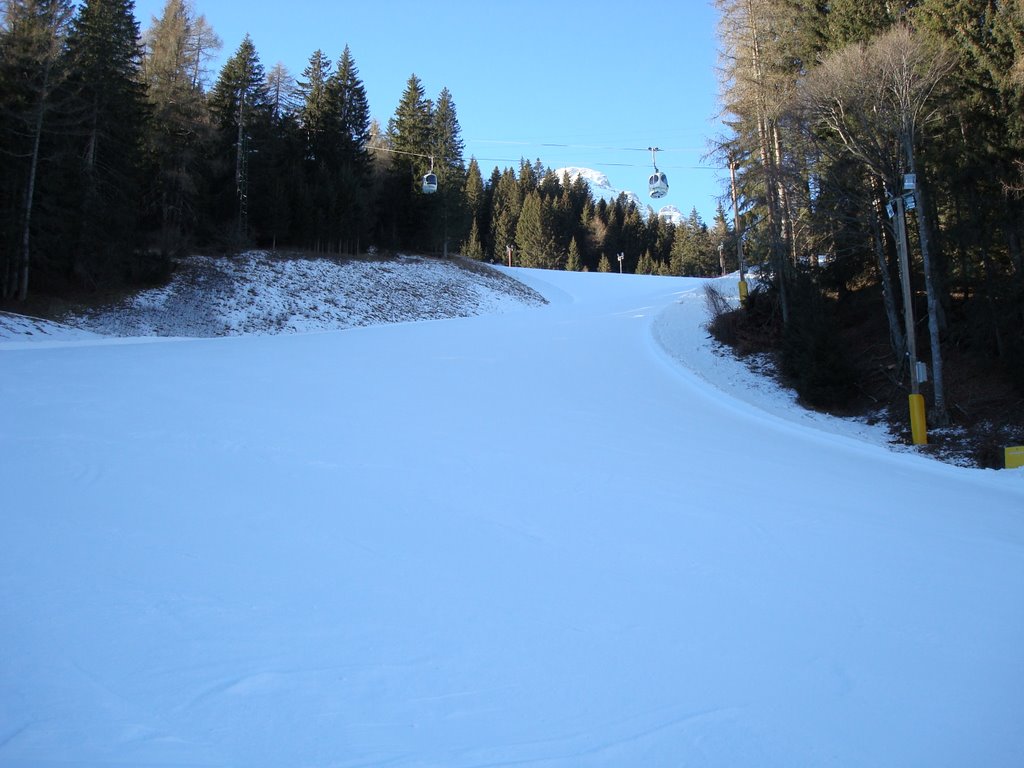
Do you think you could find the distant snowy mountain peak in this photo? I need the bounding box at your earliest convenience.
[554,166,650,217]
[553,168,697,227]
[554,167,611,189]
[658,205,685,226]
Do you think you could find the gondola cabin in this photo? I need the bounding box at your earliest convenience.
[422,172,438,194]
[648,170,669,199]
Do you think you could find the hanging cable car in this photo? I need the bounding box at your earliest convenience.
[648,146,668,199]
[422,156,438,194]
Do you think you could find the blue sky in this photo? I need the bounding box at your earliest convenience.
[133,0,726,222]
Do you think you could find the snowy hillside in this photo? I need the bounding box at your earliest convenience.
[2,260,1023,767]
[0,252,545,343]
[0,311,102,343]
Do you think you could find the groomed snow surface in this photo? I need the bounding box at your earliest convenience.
[2,255,1023,767]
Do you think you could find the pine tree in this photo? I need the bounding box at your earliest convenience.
[64,0,150,284]
[461,156,485,254]
[585,200,609,269]
[825,0,906,48]
[488,166,521,261]
[619,203,647,274]
[515,190,545,268]
[260,59,300,248]
[0,0,74,298]
[297,49,332,163]
[383,73,433,249]
[636,250,656,275]
[914,0,1024,394]
[517,158,539,196]
[328,45,371,254]
[712,202,734,274]
[669,221,700,276]
[387,72,432,172]
[461,217,484,259]
[207,35,271,243]
[430,86,466,256]
[566,236,582,271]
[295,49,336,250]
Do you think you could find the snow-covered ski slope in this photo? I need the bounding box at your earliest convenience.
[2,267,1023,767]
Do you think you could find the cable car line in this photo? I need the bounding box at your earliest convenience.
[471,137,702,154]
[371,144,438,194]
[465,137,718,198]
[373,136,701,198]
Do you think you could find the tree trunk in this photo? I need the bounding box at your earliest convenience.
[870,178,906,364]
[19,87,48,301]
[744,0,789,324]
[904,138,948,424]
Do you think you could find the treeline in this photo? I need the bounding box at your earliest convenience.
[715,0,1024,419]
[1,0,729,302]
[466,160,733,276]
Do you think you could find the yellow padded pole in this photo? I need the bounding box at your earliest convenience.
[909,394,928,446]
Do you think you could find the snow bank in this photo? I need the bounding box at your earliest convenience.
[0,252,545,344]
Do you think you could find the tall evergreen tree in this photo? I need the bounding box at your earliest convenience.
[297,49,331,162]
[825,0,903,48]
[294,48,336,249]
[488,166,521,262]
[429,86,465,255]
[914,0,1024,390]
[328,44,372,253]
[64,0,150,285]
[382,73,433,249]
[566,235,582,271]
[515,190,558,269]
[461,156,485,254]
[711,202,734,274]
[388,73,432,158]
[0,0,74,298]
[207,34,271,243]
[262,60,301,248]
[669,218,702,276]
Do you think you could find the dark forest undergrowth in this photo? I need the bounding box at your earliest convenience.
[706,281,1024,469]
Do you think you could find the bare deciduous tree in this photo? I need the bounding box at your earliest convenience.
[716,0,809,325]
[800,25,955,424]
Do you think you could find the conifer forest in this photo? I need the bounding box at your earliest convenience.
[2,0,1023,431]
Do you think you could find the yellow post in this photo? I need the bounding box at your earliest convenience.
[909,393,928,445]
[1006,446,1024,469]
[738,279,748,307]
